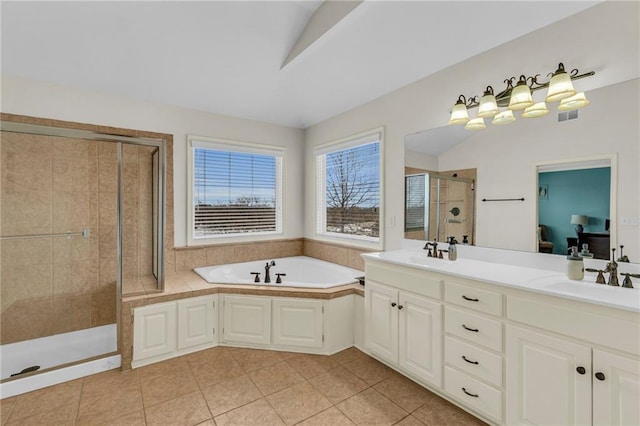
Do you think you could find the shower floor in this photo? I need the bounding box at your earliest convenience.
[0,347,486,425]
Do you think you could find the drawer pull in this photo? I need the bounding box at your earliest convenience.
[462,355,479,365]
[398,305,404,310]
[595,372,606,381]
[462,295,479,302]
[391,302,397,307]
[462,387,479,398]
[462,324,479,333]
[576,366,586,375]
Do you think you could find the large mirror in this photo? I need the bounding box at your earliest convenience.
[403,114,635,263]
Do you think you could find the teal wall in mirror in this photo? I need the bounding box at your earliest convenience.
[538,167,610,256]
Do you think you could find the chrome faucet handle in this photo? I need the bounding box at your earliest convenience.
[250,272,261,283]
[585,268,606,284]
[621,273,640,289]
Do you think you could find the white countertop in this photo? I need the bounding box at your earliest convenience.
[362,249,640,313]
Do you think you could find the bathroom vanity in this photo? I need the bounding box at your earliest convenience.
[361,249,640,426]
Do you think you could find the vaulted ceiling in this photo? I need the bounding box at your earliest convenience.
[0,1,612,128]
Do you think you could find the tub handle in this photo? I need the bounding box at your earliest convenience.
[250,272,261,283]
[276,273,286,284]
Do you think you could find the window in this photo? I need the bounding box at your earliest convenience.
[316,130,382,244]
[188,137,283,243]
[405,174,428,232]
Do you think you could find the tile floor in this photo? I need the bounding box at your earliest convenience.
[1,347,487,425]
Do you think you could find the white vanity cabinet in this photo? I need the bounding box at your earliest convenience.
[133,295,218,367]
[442,281,505,423]
[506,296,640,426]
[362,252,640,426]
[364,262,443,388]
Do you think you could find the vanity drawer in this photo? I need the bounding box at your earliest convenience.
[445,306,502,352]
[445,336,502,387]
[445,282,503,317]
[445,366,502,422]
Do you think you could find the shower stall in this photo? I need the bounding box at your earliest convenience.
[405,173,475,244]
[0,120,165,397]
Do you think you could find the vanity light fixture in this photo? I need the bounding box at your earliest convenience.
[448,62,594,130]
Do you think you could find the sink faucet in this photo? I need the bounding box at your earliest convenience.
[605,248,619,286]
[264,260,276,283]
[423,240,438,257]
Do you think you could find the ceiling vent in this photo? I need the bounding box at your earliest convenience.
[558,109,579,122]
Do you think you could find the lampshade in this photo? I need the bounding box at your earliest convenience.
[508,76,534,110]
[570,215,588,225]
[558,92,590,111]
[464,117,486,130]
[522,102,550,118]
[546,63,577,102]
[449,96,470,125]
[491,110,516,125]
[477,86,499,118]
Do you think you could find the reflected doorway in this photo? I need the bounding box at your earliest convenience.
[536,156,615,259]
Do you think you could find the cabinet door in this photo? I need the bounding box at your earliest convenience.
[272,298,323,348]
[364,281,398,363]
[177,295,217,350]
[223,295,271,345]
[133,302,177,361]
[399,291,442,387]
[593,349,640,426]
[506,325,591,426]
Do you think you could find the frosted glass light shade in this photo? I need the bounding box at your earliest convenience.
[546,71,576,102]
[522,102,550,118]
[558,92,590,111]
[477,87,499,118]
[492,110,516,125]
[449,102,470,125]
[508,81,534,110]
[464,117,486,130]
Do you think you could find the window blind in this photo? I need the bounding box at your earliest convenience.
[193,148,281,237]
[405,174,427,230]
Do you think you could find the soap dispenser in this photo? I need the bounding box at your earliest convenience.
[448,236,458,261]
[567,246,584,280]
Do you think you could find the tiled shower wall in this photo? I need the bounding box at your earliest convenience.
[0,132,154,344]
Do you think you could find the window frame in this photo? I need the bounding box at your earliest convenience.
[314,127,384,249]
[187,135,284,246]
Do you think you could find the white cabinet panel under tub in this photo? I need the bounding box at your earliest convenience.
[219,293,354,354]
[133,295,218,368]
[133,301,177,361]
[222,295,272,345]
[272,298,323,348]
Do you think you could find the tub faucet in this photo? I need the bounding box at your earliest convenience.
[264,260,276,283]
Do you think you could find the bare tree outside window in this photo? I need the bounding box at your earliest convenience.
[324,142,380,237]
